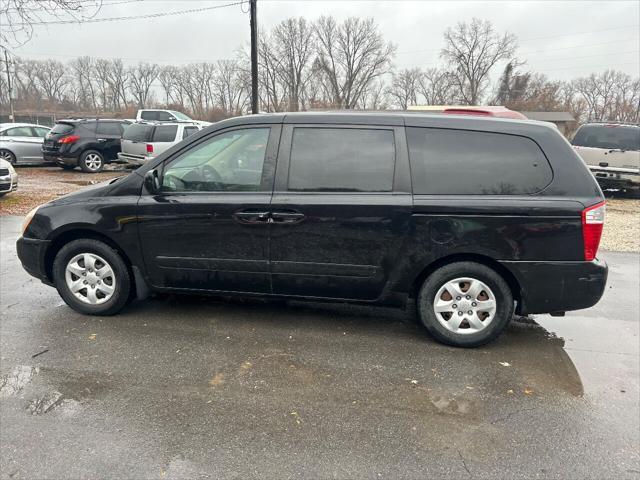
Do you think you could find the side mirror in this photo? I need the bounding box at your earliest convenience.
[144,169,161,194]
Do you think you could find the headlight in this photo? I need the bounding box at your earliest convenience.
[21,206,40,236]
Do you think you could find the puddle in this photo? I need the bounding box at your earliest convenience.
[0,365,39,398]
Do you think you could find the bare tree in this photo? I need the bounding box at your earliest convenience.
[35,59,69,105]
[358,79,388,110]
[574,70,640,123]
[314,16,395,109]
[0,0,102,47]
[417,67,457,105]
[441,18,517,105]
[105,59,128,110]
[387,68,421,109]
[215,59,249,115]
[128,62,159,108]
[158,65,181,107]
[273,17,316,111]
[254,31,288,112]
[70,56,98,111]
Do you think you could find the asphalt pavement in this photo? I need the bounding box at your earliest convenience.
[1,215,638,479]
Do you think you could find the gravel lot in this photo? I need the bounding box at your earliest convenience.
[1,166,638,252]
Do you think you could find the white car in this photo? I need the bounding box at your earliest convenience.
[118,121,204,166]
[0,122,51,165]
[135,109,211,127]
[572,122,639,194]
[0,158,18,196]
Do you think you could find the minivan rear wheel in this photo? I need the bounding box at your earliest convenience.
[53,239,131,315]
[80,150,105,173]
[417,262,514,347]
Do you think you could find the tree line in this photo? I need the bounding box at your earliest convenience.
[1,16,638,124]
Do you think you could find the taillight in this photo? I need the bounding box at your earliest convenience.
[146,144,154,154]
[59,135,80,144]
[582,201,605,261]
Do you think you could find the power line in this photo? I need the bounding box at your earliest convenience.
[0,1,247,26]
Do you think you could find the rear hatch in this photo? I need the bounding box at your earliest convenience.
[572,124,640,170]
[43,122,76,153]
[121,123,154,158]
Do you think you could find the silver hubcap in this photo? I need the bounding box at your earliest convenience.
[433,277,497,334]
[84,153,102,170]
[65,253,116,305]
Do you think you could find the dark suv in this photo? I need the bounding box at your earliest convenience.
[18,112,607,347]
[43,119,131,173]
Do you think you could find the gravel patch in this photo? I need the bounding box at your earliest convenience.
[2,167,638,253]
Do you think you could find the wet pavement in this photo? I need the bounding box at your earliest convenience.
[1,215,638,479]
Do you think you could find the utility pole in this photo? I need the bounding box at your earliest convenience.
[249,0,258,114]
[3,48,15,122]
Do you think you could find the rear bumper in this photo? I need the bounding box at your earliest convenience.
[16,236,52,284]
[43,152,78,166]
[117,152,150,165]
[500,258,608,315]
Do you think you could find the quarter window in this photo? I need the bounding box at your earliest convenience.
[33,127,50,138]
[162,128,270,192]
[183,126,199,139]
[407,127,553,195]
[288,128,395,192]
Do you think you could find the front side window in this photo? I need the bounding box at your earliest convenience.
[407,127,553,195]
[96,122,122,136]
[162,128,270,193]
[288,128,395,192]
[158,111,175,121]
[152,125,178,142]
[5,126,33,137]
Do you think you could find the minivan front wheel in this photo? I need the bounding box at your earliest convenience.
[53,239,131,315]
[80,150,105,173]
[417,262,514,347]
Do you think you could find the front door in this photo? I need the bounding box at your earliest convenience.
[137,125,280,294]
[268,124,412,301]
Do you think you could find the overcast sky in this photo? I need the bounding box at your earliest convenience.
[8,0,640,81]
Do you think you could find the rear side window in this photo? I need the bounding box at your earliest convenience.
[153,125,178,142]
[123,123,153,142]
[572,124,640,151]
[183,126,199,139]
[288,128,395,192]
[140,111,159,121]
[407,128,552,195]
[50,123,75,135]
[96,122,123,136]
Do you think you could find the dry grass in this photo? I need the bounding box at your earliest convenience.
[1,167,638,252]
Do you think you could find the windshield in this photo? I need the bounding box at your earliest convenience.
[123,123,153,142]
[170,110,192,121]
[572,124,640,151]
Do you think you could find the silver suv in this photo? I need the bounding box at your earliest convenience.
[118,122,203,165]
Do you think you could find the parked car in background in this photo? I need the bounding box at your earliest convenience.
[135,109,211,127]
[42,119,131,173]
[118,121,203,166]
[0,158,18,196]
[0,123,51,165]
[17,112,608,348]
[572,122,640,195]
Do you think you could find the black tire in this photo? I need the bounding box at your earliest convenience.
[52,238,131,315]
[0,149,16,165]
[79,150,105,173]
[417,261,514,347]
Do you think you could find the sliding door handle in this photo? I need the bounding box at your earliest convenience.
[233,210,270,224]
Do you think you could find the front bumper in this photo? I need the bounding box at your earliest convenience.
[0,178,17,193]
[16,236,52,284]
[500,258,608,315]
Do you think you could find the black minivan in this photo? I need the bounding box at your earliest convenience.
[43,119,131,173]
[18,112,607,347]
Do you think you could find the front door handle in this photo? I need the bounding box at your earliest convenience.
[271,210,305,224]
[233,210,270,224]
